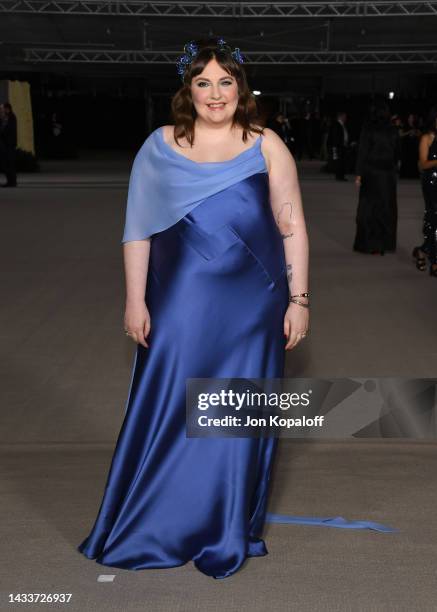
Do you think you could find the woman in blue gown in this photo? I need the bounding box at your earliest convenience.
[77,37,310,579]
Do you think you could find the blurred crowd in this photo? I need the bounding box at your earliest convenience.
[268,104,437,276]
[267,108,423,180]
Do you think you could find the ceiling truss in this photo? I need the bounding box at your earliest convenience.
[22,48,437,64]
[2,1,437,18]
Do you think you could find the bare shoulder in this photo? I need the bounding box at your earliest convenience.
[259,127,296,174]
[261,127,293,153]
[420,131,434,145]
[160,124,174,144]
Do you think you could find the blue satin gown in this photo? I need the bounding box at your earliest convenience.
[78,132,289,579]
[77,128,397,580]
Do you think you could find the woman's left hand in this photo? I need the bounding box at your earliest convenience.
[284,302,309,350]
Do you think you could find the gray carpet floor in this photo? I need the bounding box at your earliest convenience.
[1,154,436,611]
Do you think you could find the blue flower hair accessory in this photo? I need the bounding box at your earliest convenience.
[175,37,245,81]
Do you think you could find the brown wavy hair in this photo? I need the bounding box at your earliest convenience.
[170,37,263,146]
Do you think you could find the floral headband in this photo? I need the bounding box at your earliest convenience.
[175,37,245,81]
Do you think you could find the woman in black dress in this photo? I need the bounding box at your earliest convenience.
[353,104,401,254]
[412,106,437,277]
[399,113,421,179]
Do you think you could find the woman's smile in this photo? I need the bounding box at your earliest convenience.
[207,102,226,111]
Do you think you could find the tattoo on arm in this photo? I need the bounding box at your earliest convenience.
[275,201,294,240]
[286,264,292,283]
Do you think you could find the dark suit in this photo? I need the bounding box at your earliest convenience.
[0,112,17,186]
[327,119,347,179]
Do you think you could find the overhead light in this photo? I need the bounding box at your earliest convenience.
[252,90,261,96]
[388,91,395,99]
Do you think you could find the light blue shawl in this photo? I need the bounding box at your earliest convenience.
[121,126,267,243]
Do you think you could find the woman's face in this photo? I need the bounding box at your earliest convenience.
[190,58,239,126]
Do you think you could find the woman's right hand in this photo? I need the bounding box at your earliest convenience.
[124,300,151,348]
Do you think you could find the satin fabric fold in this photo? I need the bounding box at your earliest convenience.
[121,126,267,242]
[266,513,399,533]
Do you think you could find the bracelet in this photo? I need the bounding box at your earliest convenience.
[289,298,310,308]
[288,292,310,308]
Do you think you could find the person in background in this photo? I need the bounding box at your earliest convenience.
[268,111,296,155]
[412,105,437,277]
[0,102,18,187]
[391,114,404,134]
[353,103,401,255]
[311,110,322,160]
[327,110,349,181]
[300,110,314,160]
[319,114,331,161]
[0,103,5,176]
[399,113,421,179]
